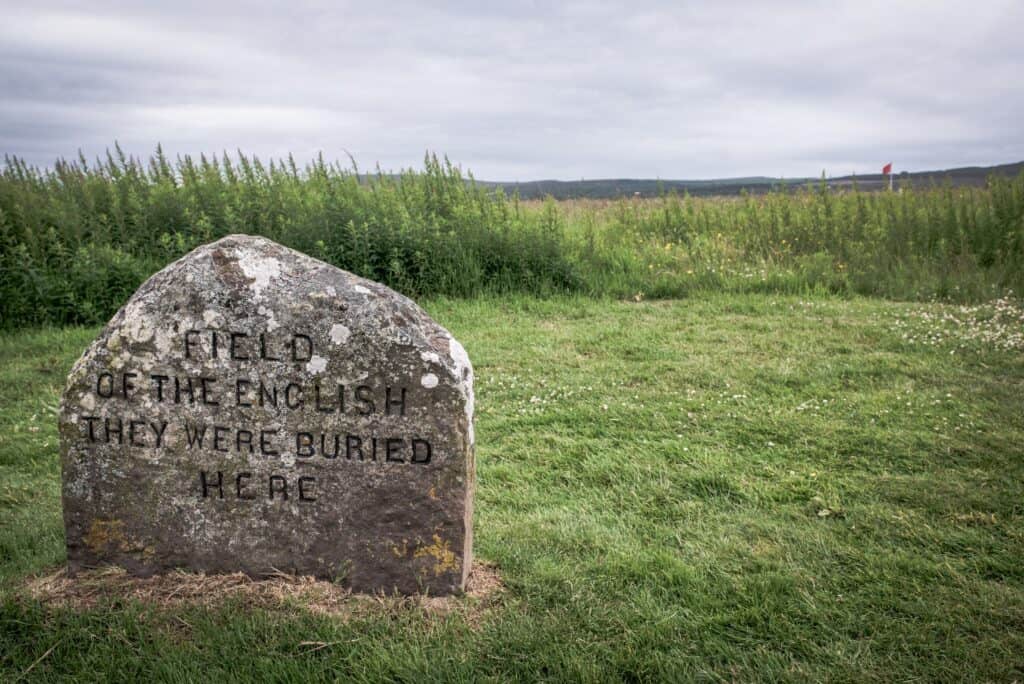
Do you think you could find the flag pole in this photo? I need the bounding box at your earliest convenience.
[889,169,893,192]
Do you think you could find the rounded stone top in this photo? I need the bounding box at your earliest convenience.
[65,234,474,442]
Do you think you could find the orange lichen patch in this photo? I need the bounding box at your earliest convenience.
[413,534,459,576]
[83,519,154,558]
[84,519,126,553]
[21,561,503,623]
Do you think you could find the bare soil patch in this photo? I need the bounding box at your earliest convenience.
[21,561,504,623]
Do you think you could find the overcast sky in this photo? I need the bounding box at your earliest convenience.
[1,1,1021,180]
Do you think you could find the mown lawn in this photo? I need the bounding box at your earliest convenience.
[2,294,1023,681]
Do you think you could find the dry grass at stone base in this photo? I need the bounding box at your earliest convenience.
[22,561,503,622]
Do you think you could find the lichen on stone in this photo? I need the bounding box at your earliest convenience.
[60,234,475,595]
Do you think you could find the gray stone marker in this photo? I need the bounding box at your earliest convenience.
[59,235,474,595]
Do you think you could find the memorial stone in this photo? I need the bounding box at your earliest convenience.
[59,235,474,595]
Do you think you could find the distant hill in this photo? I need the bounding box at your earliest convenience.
[480,161,1024,200]
[827,161,1024,193]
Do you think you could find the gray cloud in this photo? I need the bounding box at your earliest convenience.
[1,0,1022,179]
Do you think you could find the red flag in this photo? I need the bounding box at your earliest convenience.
[882,162,892,175]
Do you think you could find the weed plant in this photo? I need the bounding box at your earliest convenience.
[1,146,1022,328]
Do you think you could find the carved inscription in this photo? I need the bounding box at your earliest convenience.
[74,329,435,504]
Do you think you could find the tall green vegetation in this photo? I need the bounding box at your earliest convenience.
[1,147,1022,329]
[573,174,1024,302]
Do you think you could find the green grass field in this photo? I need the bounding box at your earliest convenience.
[2,294,1023,681]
